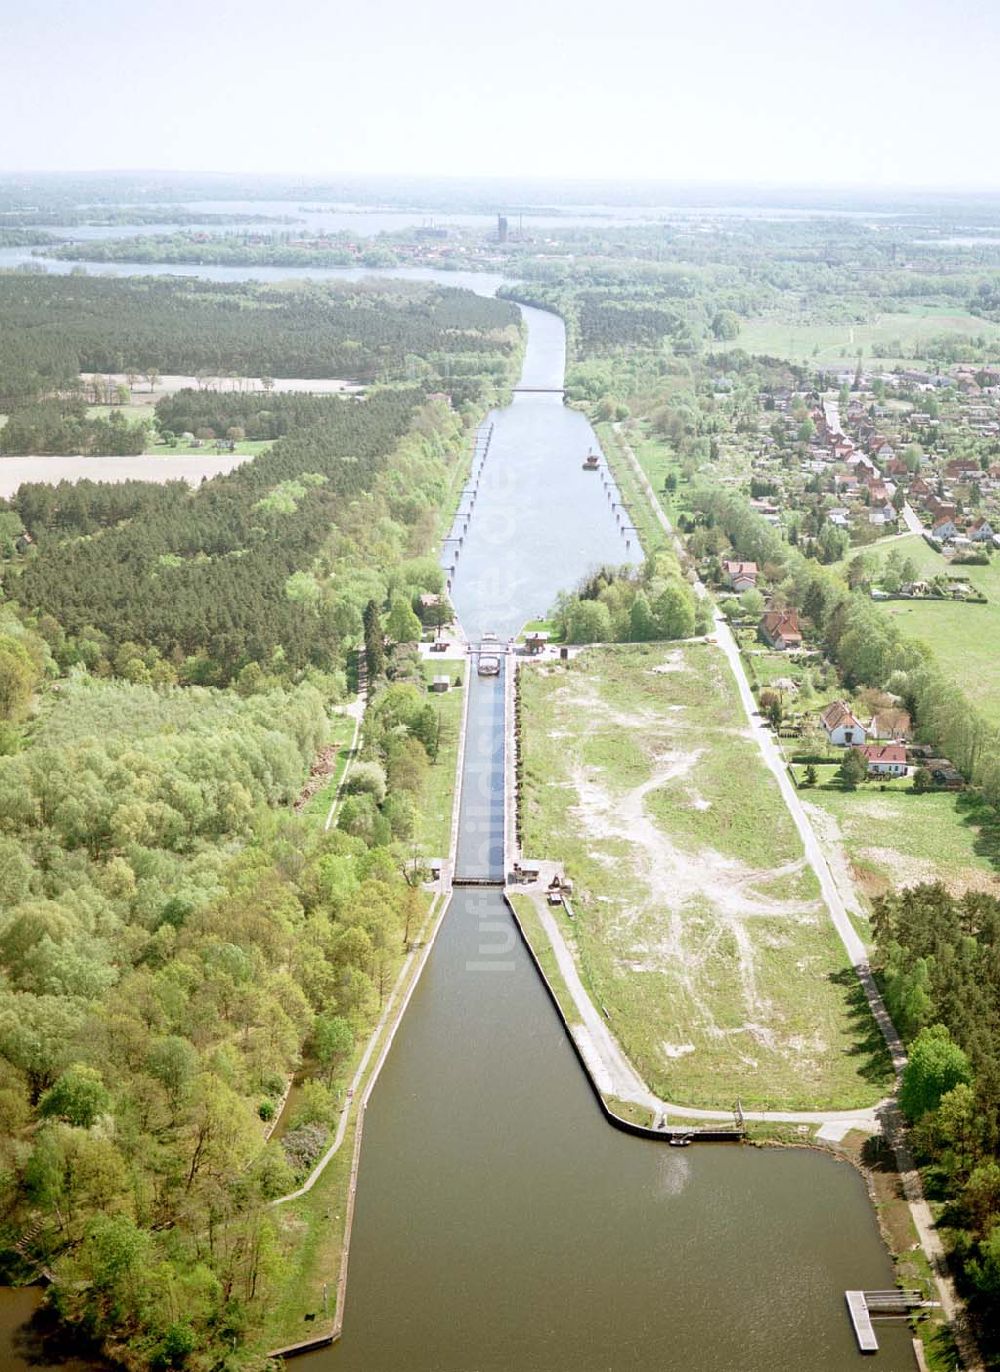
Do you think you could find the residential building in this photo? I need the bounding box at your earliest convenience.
[758,609,803,651]
[857,743,907,776]
[722,560,759,592]
[820,700,868,747]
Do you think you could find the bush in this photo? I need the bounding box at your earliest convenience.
[281,1121,329,1178]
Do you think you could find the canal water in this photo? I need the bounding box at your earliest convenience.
[305,302,915,1369]
[0,267,914,1371]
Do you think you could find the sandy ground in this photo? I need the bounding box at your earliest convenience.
[80,372,362,406]
[554,666,822,1070]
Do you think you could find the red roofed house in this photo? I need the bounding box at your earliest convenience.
[758,609,802,651]
[722,559,758,592]
[820,700,868,747]
[857,742,908,776]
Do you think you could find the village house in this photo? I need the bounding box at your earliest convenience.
[869,708,912,741]
[932,518,959,542]
[722,559,759,592]
[820,700,868,747]
[945,458,981,480]
[523,631,550,655]
[968,516,995,542]
[857,743,908,777]
[758,609,803,651]
[910,476,932,498]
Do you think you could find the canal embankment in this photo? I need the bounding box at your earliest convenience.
[286,296,917,1372]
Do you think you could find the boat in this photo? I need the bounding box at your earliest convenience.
[477,654,501,677]
[582,452,600,471]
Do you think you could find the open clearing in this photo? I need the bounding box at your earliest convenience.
[519,641,892,1110]
[847,532,1000,726]
[731,306,1000,366]
[0,451,250,496]
[802,786,999,902]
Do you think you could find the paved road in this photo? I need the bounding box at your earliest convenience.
[901,500,924,537]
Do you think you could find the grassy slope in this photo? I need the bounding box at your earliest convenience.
[520,641,893,1110]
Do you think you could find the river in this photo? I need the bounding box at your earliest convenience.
[0,267,914,1372]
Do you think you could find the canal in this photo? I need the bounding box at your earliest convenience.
[0,272,914,1372]
[308,300,914,1369]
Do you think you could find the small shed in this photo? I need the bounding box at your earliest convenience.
[524,631,550,655]
[430,676,450,693]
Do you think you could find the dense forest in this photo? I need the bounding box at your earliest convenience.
[0,275,521,406]
[42,230,403,269]
[0,279,522,1367]
[0,398,149,456]
[873,884,1000,1355]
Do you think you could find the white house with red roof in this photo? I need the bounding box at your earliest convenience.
[722,559,758,592]
[856,742,908,776]
[820,700,868,747]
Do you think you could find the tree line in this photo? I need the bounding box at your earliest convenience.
[0,275,521,406]
[873,883,1000,1353]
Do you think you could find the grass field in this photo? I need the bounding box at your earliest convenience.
[519,641,893,1110]
[852,533,1000,724]
[84,403,273,459]
[731,306,1000,367]
[802,782,1000,901]
[414,661,464,857]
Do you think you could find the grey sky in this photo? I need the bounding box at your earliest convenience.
[2,0,998,187]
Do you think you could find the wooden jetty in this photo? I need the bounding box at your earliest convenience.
[845,1289,938,1353]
